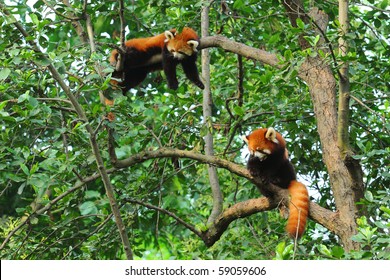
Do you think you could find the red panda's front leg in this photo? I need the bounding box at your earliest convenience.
[181,55,205,90]
[162,48,179,89]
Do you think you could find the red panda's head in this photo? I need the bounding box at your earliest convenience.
[242,127,287,161]
[165,27,200,60]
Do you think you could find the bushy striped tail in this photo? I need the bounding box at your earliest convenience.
[286,180,309,239]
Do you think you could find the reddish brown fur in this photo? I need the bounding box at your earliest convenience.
[124,32,168,51]
[243,127,309,239]
[109,27,199,67]
[109,31,170,65]
[166,27,199,55]
[108,27,203,95]
[245,128,288,160]
[286,181,309,238]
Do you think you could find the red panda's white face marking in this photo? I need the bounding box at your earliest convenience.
[253,149,270,161]
[242,135,270,160]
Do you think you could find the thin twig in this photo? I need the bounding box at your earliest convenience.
[125,198,203,239]
[350,94,387,124]
[62,213,114,259]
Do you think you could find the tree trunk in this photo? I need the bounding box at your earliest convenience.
[297,7,364,251]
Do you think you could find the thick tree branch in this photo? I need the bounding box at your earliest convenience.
[202,197,273,246]
[111,147,339,245]
[199,36,281,68]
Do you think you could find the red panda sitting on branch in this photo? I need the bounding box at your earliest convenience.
[109,27,204,94]
[242,127,309,239]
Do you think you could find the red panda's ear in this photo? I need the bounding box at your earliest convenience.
[266,127,279,144]
[241,135,249,144]
[164,30,175,42]
[187,40,199,52]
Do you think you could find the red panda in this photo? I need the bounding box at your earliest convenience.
[242,127,309,239]
[109,27,204,94]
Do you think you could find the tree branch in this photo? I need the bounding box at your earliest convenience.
[110,146,285,198]
[201,1,223,225]
[116,34,281,71]
[61,0,88,43]
[337,0,352,157]
[202,197,273,246]
[113,0,126,72]
[110,147,339,245]
[125,198,204,239]
[199,35,281,68]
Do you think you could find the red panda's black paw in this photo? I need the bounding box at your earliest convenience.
[197,82,205,89]
[168,81,179,90]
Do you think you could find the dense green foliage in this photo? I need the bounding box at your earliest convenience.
[0,0,389,259]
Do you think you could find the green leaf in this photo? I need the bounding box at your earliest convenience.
[0,68,11,81]
[364,191,374,202]
[268,33,280,45]
[374,19,381,28]
[79,201,98,215]
[20,163,30,176]
[233,0,244,9]
[84,190,101,200]
[233,105,244,116]
[30,13,40,26]
[144,108,155,118]
[17,182,27,195]
[380,0,388,9]
[18,93,29,103]
[331,246,344,258]
[320,245,332,256]
[172,176,183,192]
[274,241,286,260]
[379,206,390,215]
[0,100,8,110]
[296,18,305,29]
[284,49,292,61]
[30,216,39,225]
[30,163,39,175]
[314,35,320,45]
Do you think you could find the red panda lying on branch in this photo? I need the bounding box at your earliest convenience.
[242,127,309,239]
[109,27,204,94]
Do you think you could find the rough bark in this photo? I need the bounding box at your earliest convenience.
[294,6,364,250]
